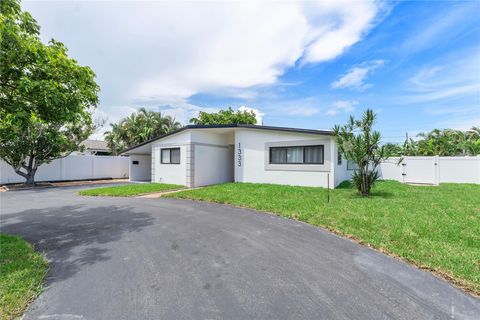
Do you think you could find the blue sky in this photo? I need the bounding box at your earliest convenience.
[23,1,480,142]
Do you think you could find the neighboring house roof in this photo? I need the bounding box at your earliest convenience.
[120,124,333,155]
[80,140,109,152]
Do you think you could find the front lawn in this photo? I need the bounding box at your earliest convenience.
[166,180,480,294]
[0,233,47,320]
[79,183,184,197]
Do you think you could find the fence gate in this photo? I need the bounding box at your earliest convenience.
[402,157,438,185]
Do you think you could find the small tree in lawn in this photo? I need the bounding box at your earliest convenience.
[0,0,99,185]
[333,109,388,196]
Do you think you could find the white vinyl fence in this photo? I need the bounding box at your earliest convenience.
[379,156,480,185]
[0,155,129,184]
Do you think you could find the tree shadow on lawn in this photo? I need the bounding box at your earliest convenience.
[0,204,154,285]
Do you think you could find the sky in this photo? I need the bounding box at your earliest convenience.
[23,0,480,142]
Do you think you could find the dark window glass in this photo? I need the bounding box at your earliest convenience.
[304,146,323,164]
[270,147,287,164]
[270,145,324,164]
[171,148,180,164]
[161,148,180,164]
[337,151,342,165]
[286,147,304,163]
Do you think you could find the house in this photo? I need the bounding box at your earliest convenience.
[76,140,111,156]
[121,124,350,188]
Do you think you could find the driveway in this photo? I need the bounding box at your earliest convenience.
[1,185,479,320]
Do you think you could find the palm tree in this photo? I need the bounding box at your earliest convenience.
[334,109,388,196]
[402,127,480,156]
[104,108,182,154]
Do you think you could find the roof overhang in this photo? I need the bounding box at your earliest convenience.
[120,124,333,155]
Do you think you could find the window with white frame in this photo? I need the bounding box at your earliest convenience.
[337,151,342,165]
[269,145,324,164]
[161,148,180,164]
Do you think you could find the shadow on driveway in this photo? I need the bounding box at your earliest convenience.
[1,204,154,285]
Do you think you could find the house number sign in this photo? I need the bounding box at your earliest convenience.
[237,142,242,167]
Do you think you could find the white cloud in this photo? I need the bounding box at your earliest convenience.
[238,106,263,125]
[301,1,384,63]
[331,60,385,90]
[326,100,358,116]
[23,0,385,134]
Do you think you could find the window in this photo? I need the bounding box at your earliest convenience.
[269,145,324,164]
[132,160,139,165]
[161,148,180,164]
[337,151,342,165]
[347,160,358,170]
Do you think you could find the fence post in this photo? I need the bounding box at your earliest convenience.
[434,155,440,185]
[91,156,95,179]
[477,155,480,184]
[61,157,66,181]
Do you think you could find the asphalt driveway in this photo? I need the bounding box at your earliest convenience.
[1,185,479,320]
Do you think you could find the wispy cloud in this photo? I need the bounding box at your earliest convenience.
[400,2,478,54]
[331,60,385,91]
[326,100,358,116]
[400,50,480,104]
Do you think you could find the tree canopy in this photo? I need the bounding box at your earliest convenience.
[104,108,181,154]
[403,127,480,156]
[333,109,388,196]
[189,107,257,125]
[381,127,480,157]
[0,0,100,184]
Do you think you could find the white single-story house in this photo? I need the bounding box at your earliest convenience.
[121,124,351,188]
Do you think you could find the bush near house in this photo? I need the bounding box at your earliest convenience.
[166,180,480,294]
[79,183,184,197]
[0,233,47,320]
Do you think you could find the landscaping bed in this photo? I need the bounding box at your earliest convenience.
[0,233,47,320]
[165,180,480,295]
[79,183,184,197]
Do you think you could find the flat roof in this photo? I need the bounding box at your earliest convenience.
[120,124,333,154]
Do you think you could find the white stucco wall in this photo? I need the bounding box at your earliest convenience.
[190,130,234,186]
[194,145,234,186]
[152,131,191,186]
[333,143,351,187]
[129,154,151,181]
[234,129,334,188]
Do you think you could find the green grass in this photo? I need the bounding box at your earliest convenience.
[79,183,184,197]
[166,180,480,294]
[0,233,47,320]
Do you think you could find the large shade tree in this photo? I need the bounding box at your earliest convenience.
[189,107,257,125]
[104,108,181,154]
[333,109,389,196]
[0,0,100,185]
